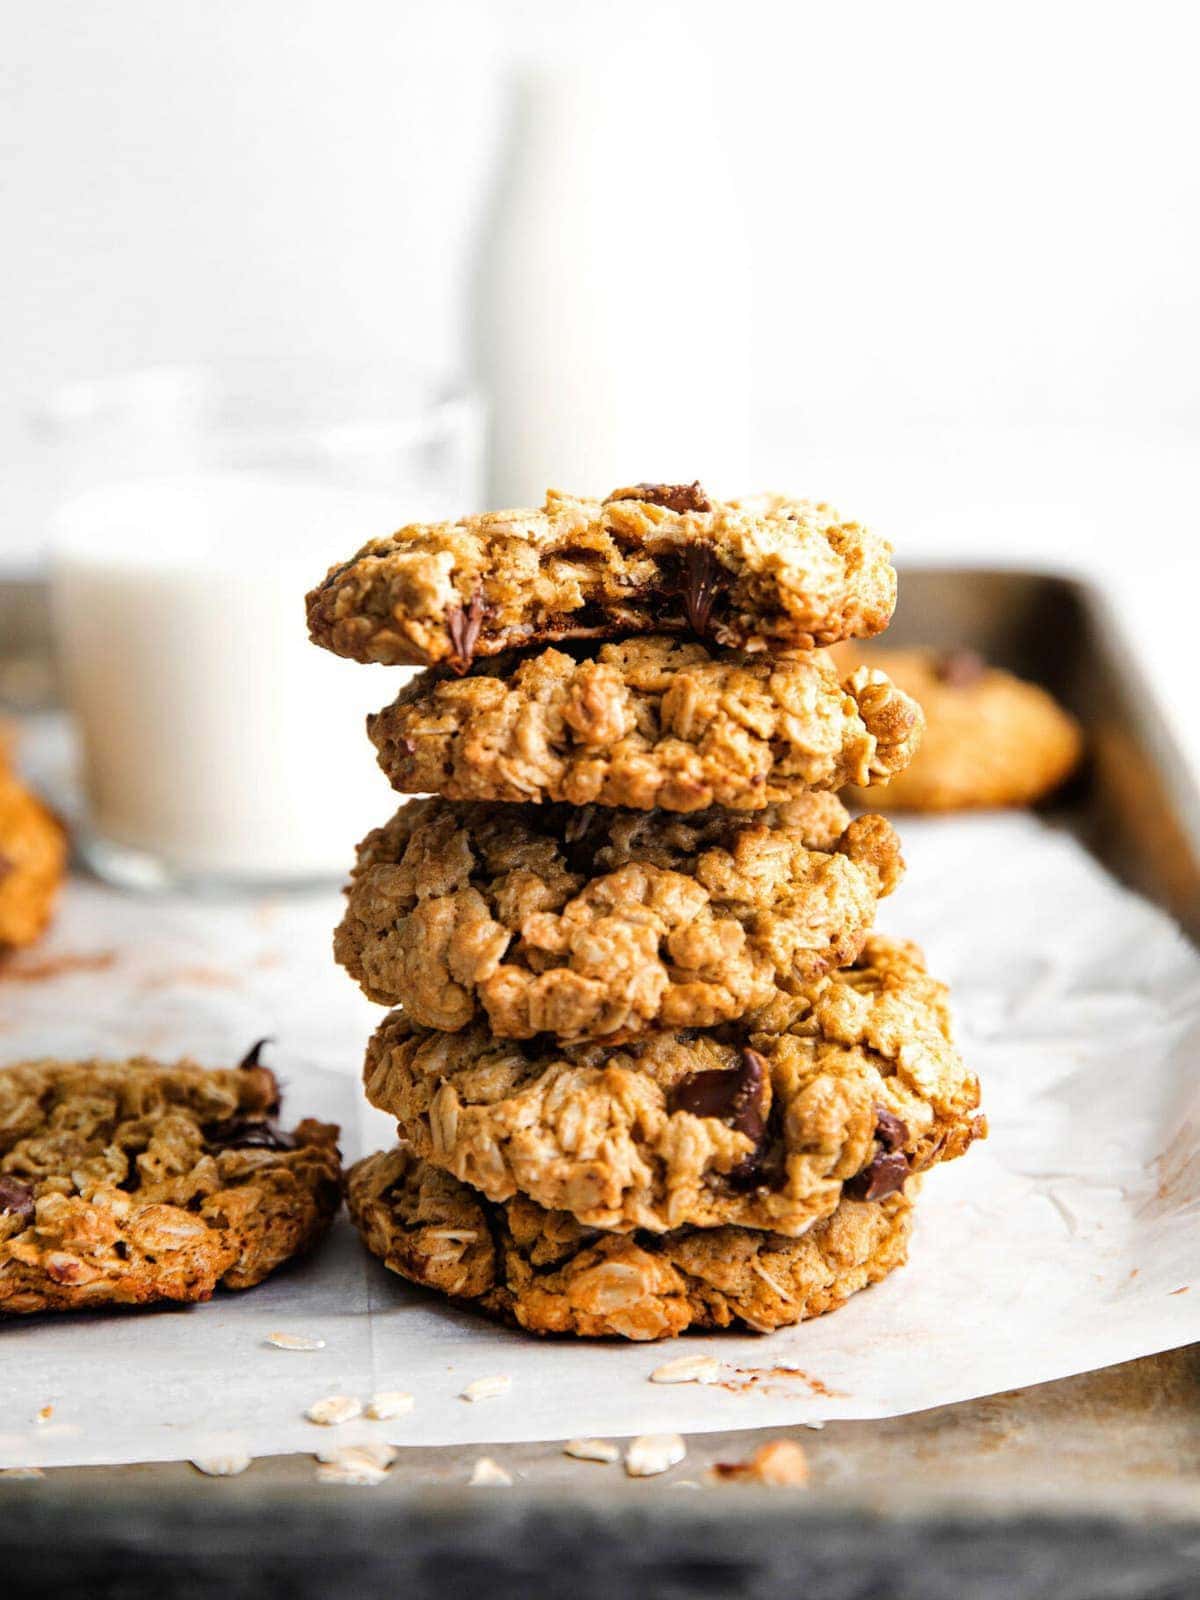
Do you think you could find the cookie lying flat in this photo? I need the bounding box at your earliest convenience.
[0,765,66,949]
[336,793,903,1039]
[0,1050,341,1314]
[306,484,896,669]
[368,636,924,813]
[363,935,983,1237]
[349,1146,914,1341]
[839,647,1082,812]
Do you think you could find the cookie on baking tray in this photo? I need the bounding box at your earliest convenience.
[362,934,984,1238]
[306,483,897,669]
[0,749,66,951]
[838,646,1082,812]
[0,1048,341,1314]
[367,635,924,813]
[348,1144,915,1341]
[335,792,904,1037]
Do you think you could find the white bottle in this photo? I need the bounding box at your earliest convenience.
[474,61,752,507]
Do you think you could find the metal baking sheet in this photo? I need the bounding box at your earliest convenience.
[3,568,1200,1599]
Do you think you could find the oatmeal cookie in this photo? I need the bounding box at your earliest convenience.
[363,935,983,1236]
[838,647,1082,812]
[0,1048,341,1314]
[368,636,923,813]
[0,766,66,950]
[306,484,896,669]
[335,793,903,1038]
[349,1146,914,1340]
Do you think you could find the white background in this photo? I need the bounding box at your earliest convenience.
[2,1,1198,740]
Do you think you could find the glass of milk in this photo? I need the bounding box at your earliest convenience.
[46,369,482,890]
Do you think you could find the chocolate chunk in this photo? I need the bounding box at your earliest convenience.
[670,1048,769,1185]
[237,1038,274,1071]
[0,852,14,883]
[234,1041,280,1116]
[0,1176,36,1226]
[606,482,712,514]
[203,1118,296,1153]
[682,544,722,638]
[935,649,986,687]
[845,1107,912,1200]
[874,1106,909,1152]
[845,1150,910,1202]
[446,592,486,675]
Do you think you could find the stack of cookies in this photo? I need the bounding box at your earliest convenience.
[307,483,985,1341]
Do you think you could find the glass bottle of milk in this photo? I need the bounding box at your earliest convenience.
[474,61,752,507]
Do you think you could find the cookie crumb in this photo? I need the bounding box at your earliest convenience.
[267,1331,326,1351]
[365,1390,414,1421]
[190,1451,252,1478]
[712,1438,809,1486]
[563,1438,619,1463]
[315,1443,393,1487]
[625,1434,687,1478]
[461,1374,511,1403]
[35,1406,54,1424]
[306,1395,363,1426]
[316,1439,396,1471]
[649,1354,720,1386]
[468,1457,513,1486]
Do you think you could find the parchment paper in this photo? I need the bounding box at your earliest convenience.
[2,812,1198,1469]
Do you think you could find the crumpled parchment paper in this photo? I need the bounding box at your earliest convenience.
[1,811,1197,1468]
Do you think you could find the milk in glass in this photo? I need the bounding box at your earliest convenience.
[51,475,404,886]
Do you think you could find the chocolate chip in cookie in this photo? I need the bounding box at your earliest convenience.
[845,1106,912,1201]
[605,482,713,514]
[203,1117,298,1153]
[0,1176,35,1225]
[237,1037,275,1070]
[670,1048,769,1186]
[681,544,722,637]
[446,592,486,675]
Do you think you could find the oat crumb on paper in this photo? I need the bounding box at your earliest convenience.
[461,1375,511,1403]
[317,1439,396,1471]
[625,1434,687,1477]
[563,1438,620,1463]
[35,1406,53,1424]
[315,1446,395,1491]
[366,1390,414,1420]
[191,1452,252,1478]
[650,1355,721,1386]
[266,1331,327,1351]
[305,1395,363,1426]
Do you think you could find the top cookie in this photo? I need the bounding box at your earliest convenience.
[0,1050,341,1314]
[306,484,896,668]
[837,647,1083,812]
